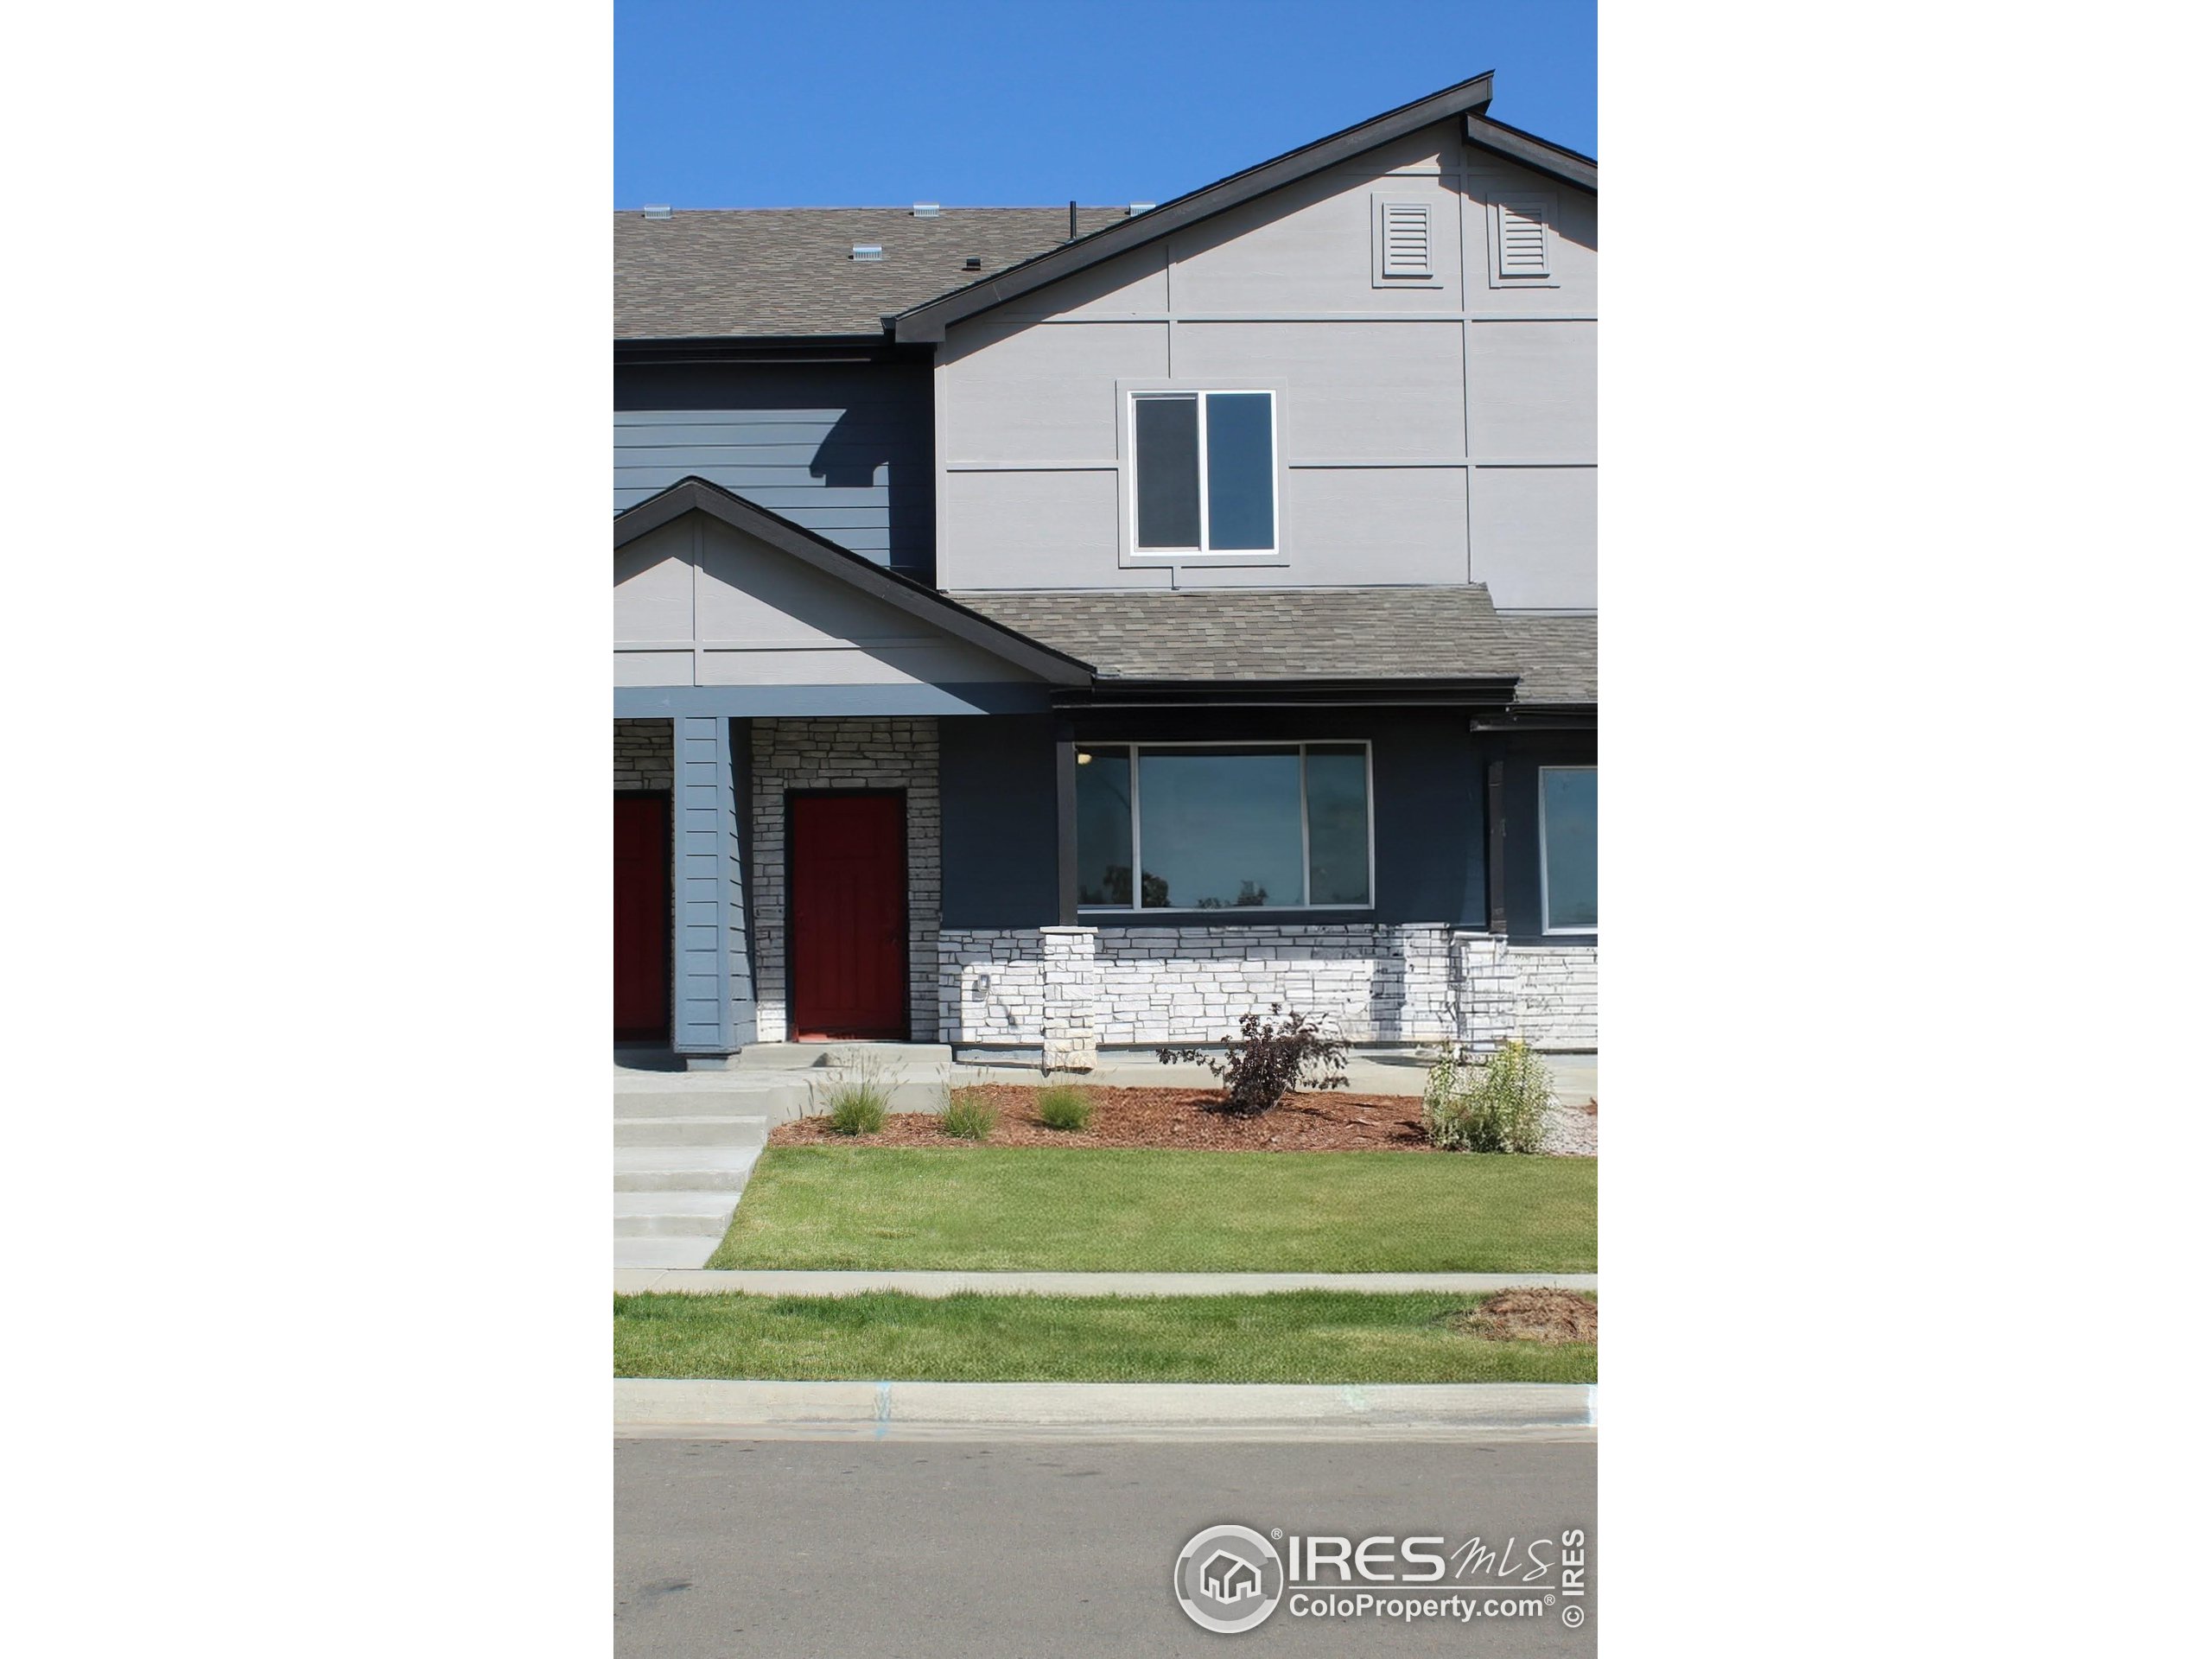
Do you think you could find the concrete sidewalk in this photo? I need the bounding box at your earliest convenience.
[614,1267,1597,1296]
[614,1377,1596,1441]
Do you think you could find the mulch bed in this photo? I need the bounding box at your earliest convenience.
[770,1084,1441,1153]
[1452,1289,1598,1344]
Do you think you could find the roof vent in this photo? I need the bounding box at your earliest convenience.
[1128,201,1156,215]
[851,244,884,262]
[912,202,940,218]
[963,256,982,270]
[642,204,671,219]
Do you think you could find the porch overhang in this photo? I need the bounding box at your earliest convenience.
[1048,676,1521,711]
[616,682,1054,718]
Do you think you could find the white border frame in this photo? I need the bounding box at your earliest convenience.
[1116,378,1289,569]
[1537,763,1598,935]
[1074,740,1376,915]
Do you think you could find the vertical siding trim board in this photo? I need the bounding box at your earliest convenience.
[671,715,743,1054]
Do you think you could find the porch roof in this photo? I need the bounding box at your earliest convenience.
[951,586,1593,702]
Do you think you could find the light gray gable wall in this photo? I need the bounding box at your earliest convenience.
[615,360,932,575]
[615,514,1042,690]
[932,120,1595,608]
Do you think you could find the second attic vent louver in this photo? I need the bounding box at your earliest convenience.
[851,244,884,262]
[1497,200,1550,277]
[1379,201,1431,278]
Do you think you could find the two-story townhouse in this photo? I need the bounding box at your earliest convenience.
[613,73,1595,1069]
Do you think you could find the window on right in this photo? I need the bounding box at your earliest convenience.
[1539,766,1597,934]
[1130,390,1276,556]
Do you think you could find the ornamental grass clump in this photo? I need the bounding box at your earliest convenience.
[941,1089,998,1142]
[1035,1084,1095,1132]
[1421,1039,1551,1154]
[1158,1004,1349,1116]
[821,1050,893,1136]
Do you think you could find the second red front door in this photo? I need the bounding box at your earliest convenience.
[788,793,907,1040]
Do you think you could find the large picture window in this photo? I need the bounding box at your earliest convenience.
[1130,391,1277,555]
[1075,742,1372,912]
[1539,766,1597,933]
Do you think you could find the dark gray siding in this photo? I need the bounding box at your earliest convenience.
[1492,730,1599,941]
[940,715,1062,928]
[939,709,1486,929]
[615,361,934,577]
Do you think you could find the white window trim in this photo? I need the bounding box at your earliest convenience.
[1537,764,1598,936]
[1116,378,1289,569]
[1076,740,1376,915]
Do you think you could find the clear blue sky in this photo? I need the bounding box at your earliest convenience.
[615,0,1594,210]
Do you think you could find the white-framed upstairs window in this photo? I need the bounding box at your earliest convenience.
[1128,390,1279,556]
[1538,765,1597,935]
[1075,741,1373,913]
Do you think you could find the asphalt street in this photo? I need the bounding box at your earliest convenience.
[616,1435,1596,1657]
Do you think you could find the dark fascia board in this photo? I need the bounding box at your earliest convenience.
[613,476,1095,685]
[1470,702,1598,730]
[615,334,928,365]
[1053,676,1521,710]
[1463,114,1598,193]
[894,72,1499,343]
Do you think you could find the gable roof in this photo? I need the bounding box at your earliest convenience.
[615,206,1131,340]
[615,477,1093,684]
[895,71,1595,344]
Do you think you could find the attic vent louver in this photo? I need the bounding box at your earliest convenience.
[1128,201,1156,215]
[642,204,671,219]
[851,244,884,262]
[1496,199,1550,278]
[912,202,940,217]
[1379,201,1431,278]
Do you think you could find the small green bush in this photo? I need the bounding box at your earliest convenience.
[942,1089,998,1141]
[1421,1040,1551,1154]
[1035,1084,1094,1132]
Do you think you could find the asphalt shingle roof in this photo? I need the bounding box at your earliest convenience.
[615,206,1133,339]
[950,587,1590,701]
[1497,613,1598,703]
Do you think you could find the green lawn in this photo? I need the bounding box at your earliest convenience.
[614,1290,1597,1383]
[706,1146,1596,1273]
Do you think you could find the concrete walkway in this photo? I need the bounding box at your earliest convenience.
[615,1378,1596,1441]
[615,1268,1597,1296]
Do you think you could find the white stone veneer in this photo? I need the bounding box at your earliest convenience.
[613,718,672,791]
[938,925,1596,1058]
[750,717,940,1043]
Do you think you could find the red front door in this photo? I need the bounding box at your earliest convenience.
[789,793,907,1040]
[613,794,671,1040]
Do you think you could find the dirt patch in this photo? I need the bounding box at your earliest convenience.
[1451,1288,1598,1344]
[770,1084,1436,1153]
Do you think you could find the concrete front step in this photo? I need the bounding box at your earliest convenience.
[615,1086,807,1121]
[614,1146,762,1192]
[614,1114,772,1147]
[614,1190,739,1238]
[613,1236,721,1271]
[732,1042,955,1071]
